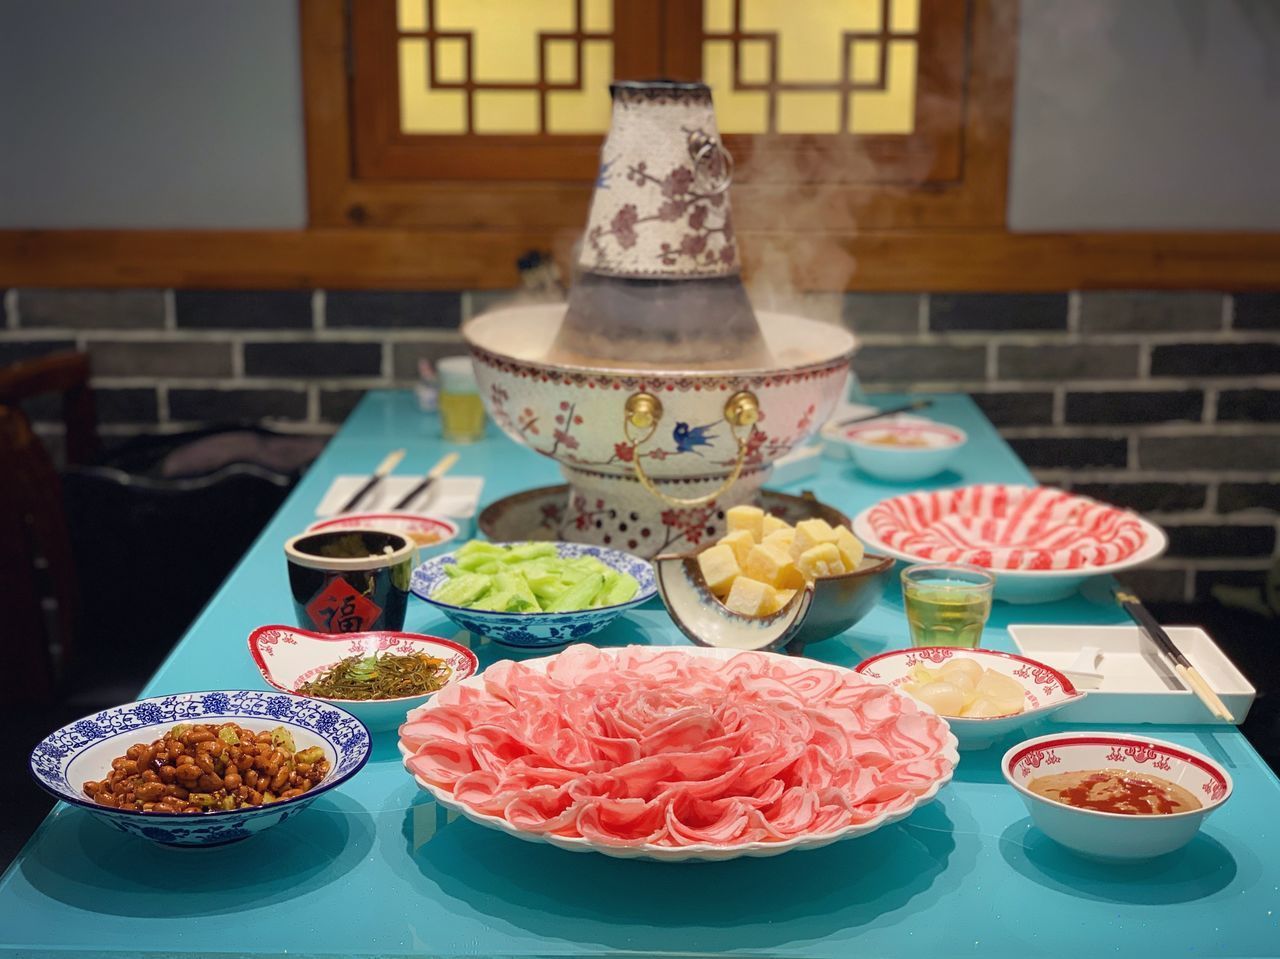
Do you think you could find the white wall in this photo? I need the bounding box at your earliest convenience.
[1010,0,1280,231]
[0,0,306,228]
[2,0,1278,232]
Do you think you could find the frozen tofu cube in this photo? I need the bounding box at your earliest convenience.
[762,527,796,555]
[724,576,779,617]
[797,542,845,580]
[697,543,740,597]
[761,513,790,537]
[718,529,756,568]
[725,505,765,542]
[791,518,838,560]
[834,525,865,570]
[744,542,807,590]
[761,587,799,615]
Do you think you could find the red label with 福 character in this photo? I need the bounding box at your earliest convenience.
[305,577,382,633]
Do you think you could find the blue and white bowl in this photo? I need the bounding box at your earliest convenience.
[30,690,371,847]
[410,541,657,648]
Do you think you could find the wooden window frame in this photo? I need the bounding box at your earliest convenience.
[353,1,968,188]
[308,0,1013,232]
[3,0,1278,290]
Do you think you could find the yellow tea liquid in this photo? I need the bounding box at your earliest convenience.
[903,586,992,648]
[439,391,486,443]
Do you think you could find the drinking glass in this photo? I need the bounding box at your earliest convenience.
[436,356,486,443]
[901,563,995,648]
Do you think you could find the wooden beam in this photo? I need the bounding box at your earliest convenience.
[2,228,1278,290]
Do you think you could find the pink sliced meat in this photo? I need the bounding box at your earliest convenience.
[867,484,1148,570]
[399,646,955,848]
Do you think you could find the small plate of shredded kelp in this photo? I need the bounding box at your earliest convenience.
[249,625,478,731]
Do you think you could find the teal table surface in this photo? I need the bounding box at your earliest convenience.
[3,391,1278,959]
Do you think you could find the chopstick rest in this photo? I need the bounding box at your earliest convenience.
[1063,645,1104,689]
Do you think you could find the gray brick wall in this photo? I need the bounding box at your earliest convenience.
[3,286,1278,604]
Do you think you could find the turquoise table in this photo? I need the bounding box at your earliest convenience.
[3,392,1278,958]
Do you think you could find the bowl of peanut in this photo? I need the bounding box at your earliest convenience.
[29,689,371,846]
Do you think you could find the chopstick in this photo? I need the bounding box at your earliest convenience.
[1115,590,1234,722]
[833,398,933,428]
[392,451,460,511]
[338,448,405,513]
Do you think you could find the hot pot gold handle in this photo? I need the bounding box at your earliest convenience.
[623,390,759,508]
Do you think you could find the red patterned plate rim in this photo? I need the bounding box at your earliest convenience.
[854,647,1082,720]
[1003,733,1232,816]
[308,513,459,535]
[247,625,479,704]
[840,423,966,448]
[855,646,1081,697]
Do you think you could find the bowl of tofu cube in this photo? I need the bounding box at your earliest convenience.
[653,505,894,653]
[410,540,657,648]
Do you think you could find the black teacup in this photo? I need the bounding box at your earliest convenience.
[284,529,414,633]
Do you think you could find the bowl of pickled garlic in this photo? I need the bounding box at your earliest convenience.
[855,647,1085,750]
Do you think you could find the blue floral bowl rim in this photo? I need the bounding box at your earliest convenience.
[410,541,657,617]
[28,689,372,821]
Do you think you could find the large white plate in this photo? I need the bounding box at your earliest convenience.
[852,506,1167,604]
[399,646,959,862]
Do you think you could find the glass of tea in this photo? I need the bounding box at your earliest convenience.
[436,356,486,443]
[901,563,996,648]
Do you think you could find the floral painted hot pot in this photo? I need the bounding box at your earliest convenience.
[465,81,854,557]
[468,306,851,556]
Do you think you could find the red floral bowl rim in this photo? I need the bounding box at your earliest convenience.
[1001,732,1233,820]
[247,624,479,705]
[854,646,1083,720]
[307,513,460,539]
[839,422,968,451]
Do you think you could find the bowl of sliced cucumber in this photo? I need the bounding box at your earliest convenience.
[409,540,657,648]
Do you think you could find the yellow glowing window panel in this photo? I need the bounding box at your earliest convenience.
[400,39,466,134]
[705,0,920,135]
[474,91,541,134]
[398,0,426,31]
[435,0,575,84]
[547,42,613,133]
[777,92,841,134]
[739,40,771,85]
[397,0,613,136]
[891,0,921,32]
[850,40,917,134]
[704,41,768,134]
[582,0,612,33]
[546,40,577,85]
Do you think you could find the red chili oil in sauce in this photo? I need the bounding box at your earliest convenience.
[1030,768,1201,815]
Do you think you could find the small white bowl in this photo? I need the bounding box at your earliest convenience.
[823,418,966,482]
[307,512,460,560]
[248,625,478,731]
[855,647,1085,750]
[1002,732,1232,861]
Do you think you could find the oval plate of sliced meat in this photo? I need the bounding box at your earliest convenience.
[853,485,1167,604]
[398,644,958,861]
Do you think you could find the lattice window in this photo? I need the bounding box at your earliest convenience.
[396,0,615,135]
[336,0,988,218]
[703,0,920,135]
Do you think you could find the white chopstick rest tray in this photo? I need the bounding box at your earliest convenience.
[1008,625,1255,725]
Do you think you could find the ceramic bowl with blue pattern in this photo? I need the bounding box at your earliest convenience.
[30,690,371,847]
[410,541,657,648]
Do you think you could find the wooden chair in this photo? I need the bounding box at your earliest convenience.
[0,352,97,704]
